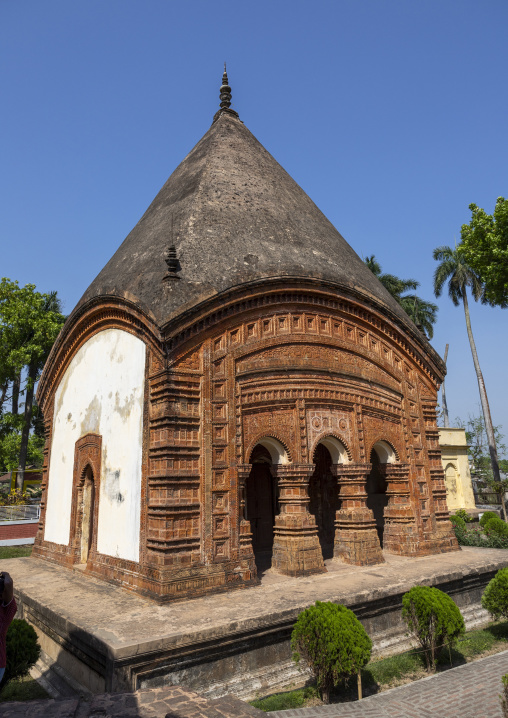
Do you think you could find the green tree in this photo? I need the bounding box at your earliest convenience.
[2,619,41,688]
[364,256,438,338]
[291,601,372,703]
[482,568,508,622]
[458,414,508,505]
[0,280,64,486]
[433,248,504,518]
[402,586,465,672]
[459,197,508,308]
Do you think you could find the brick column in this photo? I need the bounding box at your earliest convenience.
[271,464,326,577]
[332,463,384,566]
[237,464,255,561]
[381,463,420,555]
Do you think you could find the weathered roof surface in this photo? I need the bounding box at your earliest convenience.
[77,110,414,330]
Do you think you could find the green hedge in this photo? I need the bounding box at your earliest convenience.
[479,511,499,528]
[449,515,466,529]
[484,517,508,538]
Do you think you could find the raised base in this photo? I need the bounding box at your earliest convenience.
[33,540,259,601]
[7,547,508,702]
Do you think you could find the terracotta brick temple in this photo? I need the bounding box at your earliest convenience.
[33,69,459,601]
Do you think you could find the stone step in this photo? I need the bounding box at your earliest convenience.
[30,650,91,701]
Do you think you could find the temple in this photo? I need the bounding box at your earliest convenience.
[34,69,459,601]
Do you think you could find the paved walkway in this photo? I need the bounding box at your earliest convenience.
[0,685,263,717]
[270,649,508,717]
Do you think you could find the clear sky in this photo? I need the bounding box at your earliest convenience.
[1,1,507,449]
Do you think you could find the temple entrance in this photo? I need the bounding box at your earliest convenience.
[309,444,338,560]
[245,444,279,571]
[367,448,389,547]
[80,466,95,563]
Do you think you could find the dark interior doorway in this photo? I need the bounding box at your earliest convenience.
[309,444,338,560]
[366,449,388,546]
[245,444,278,572]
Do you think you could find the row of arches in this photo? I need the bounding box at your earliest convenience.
[244,436,397,571]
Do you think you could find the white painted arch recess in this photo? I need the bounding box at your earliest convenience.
[44,328,146,562]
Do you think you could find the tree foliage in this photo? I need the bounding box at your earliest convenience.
[0,279,64,477]
[459,197,508,308]
[401,586,465,672]
[291,601,372,703]
[364,256,438,338]
[482,568,508,622]
[433,248,504,517]
[459,413,508,510]
[2,619,41,687]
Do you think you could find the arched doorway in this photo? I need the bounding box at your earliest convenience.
[367,442,395,547]
[245,444,280,570]
[309,444,338,560]
[80,466,95,564]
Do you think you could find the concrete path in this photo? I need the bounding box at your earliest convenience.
[269,649,508,718]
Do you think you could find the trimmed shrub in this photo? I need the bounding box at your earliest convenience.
[291,601,372,703]
[454,509,474,523]
[402,586,465,671]
[449,514,466,529]
[480,511,500,528]
[484,517,508,538]
[2,619,41,687]
[482,568,508,621]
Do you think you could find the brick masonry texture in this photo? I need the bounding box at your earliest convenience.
[269,649,508,718]
[0,523,38,540]
[33,105,458,602]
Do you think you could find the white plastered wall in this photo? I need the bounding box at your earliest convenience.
[44,328,146,562]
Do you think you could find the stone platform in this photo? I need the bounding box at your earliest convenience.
[4,547,508,701]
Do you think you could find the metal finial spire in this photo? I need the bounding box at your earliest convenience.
[213,63,239,123]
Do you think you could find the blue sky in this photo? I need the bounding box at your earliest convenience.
[1,1,507,449]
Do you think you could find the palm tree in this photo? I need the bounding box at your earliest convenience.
[364,255,437,338]
[364,255,419,301]
[399,295,438,339]
[433,246,505,519]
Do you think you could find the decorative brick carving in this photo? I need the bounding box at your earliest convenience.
[271,464,326,577]
[332,463,385,566]
[381,463,420,555]
[35,283,459,601]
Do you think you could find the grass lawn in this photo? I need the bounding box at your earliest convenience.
[250,620,508,712]
[0,675,49,702]
[0,545,33,560]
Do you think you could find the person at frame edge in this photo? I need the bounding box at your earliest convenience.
[0,572,16,683]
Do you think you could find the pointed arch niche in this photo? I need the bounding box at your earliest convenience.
[69,434,102,566]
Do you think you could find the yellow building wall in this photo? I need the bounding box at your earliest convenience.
[438,427,476,512]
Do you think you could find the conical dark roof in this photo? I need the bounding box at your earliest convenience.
[77,101,414,331]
